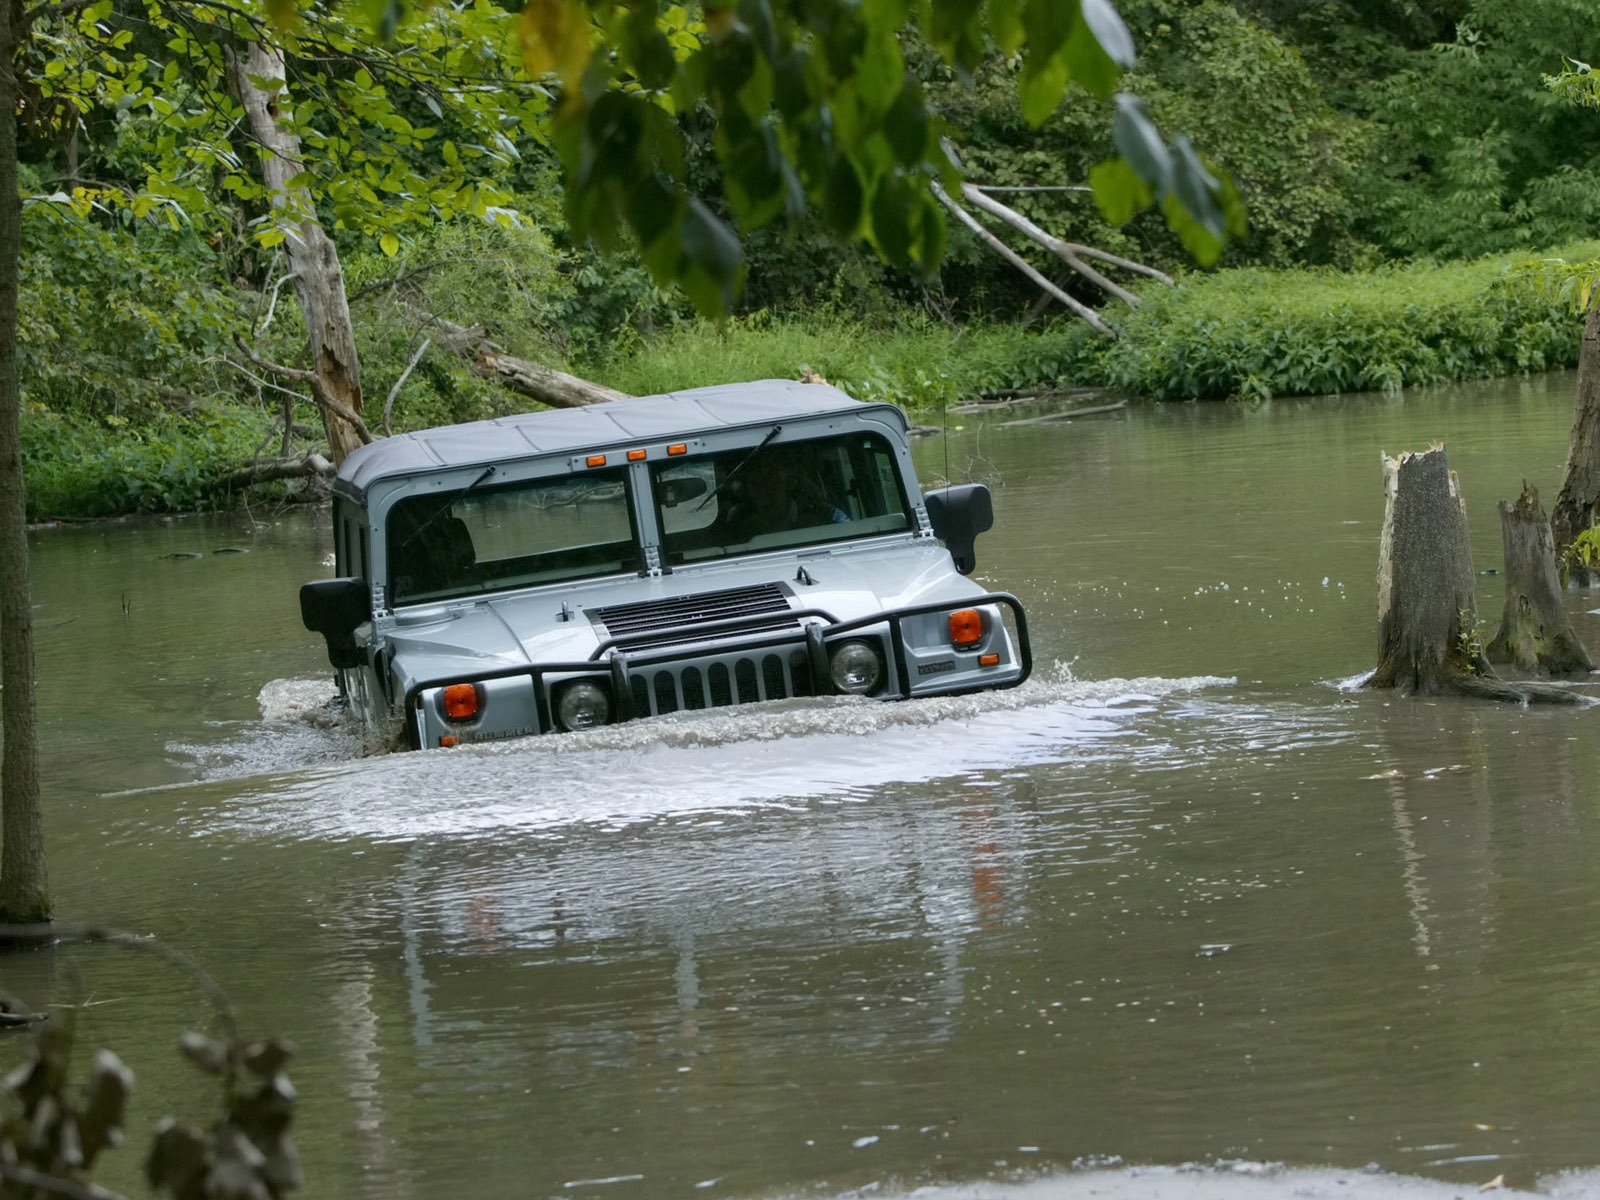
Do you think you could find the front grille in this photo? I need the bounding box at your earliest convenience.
[628,650,817,717]
[593,583,798,650]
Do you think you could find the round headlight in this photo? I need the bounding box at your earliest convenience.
[555,680,613,731]
[828,640,884,695]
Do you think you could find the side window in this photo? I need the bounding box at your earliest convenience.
[334,501,369,582]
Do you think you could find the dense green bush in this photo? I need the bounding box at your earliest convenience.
[19,205,250,418]
[20,406,276,519]
[1098,249,1594,401]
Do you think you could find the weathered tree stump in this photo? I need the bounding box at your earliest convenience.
[1485,484,1595,677]
[1362,446,1581,704]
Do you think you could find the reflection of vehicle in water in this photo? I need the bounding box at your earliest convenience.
[300,379,1032,749]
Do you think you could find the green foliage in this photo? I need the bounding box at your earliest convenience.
[20,405,274,518]
[19,205,248,418]
[20,0,544,253]
[1099,248,1592,401]
[1346,0,1600,260]
[1560,524,1600,587]
[1123,2,1368,266]
[526,0,1239,313]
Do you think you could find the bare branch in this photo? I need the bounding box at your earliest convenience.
[383,337,430,436]
[960,183,1177,296]
[931,183,1115,338]
[254,262,299,337]
[959,183,1149,306]
[971,184,1093,194]
[232,335,373,443]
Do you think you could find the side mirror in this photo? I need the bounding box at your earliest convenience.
[924,484,994,575]
[300,577,369,669]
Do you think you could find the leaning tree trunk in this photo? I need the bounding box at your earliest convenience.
[231,41,368,466]
[1362,446,1577,704]
[1485,484,1594,676]
[0,0,51,924]
[1551,302,1600,566]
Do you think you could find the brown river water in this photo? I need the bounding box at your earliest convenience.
[7,372,1600,1200]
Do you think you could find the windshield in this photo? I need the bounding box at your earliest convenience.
[651,432,912,565]
[387,468,639,604]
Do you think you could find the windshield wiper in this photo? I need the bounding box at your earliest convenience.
[400,463,497,551]
[695,424,782,512]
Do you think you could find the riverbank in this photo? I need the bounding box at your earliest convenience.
[19,246,1594,520]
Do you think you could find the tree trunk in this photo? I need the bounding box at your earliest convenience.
[230,41,368,466]
[1551,302,1600,566]
[1486,485,1594,676]
[1362,447,1578,704]
[0,0,52,923]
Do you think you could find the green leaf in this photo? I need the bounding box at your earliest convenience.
[822,156,864,236]
[1111,93,1171,195]
[1088,157,1150,226]
[380,232,401,256]
[1079,0,1135,69]
[680,198,742,281]
[520,0,591,86]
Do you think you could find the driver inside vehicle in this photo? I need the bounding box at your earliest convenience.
[721,444,849,541]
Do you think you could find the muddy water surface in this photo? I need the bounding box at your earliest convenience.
[10,372,1600,1200]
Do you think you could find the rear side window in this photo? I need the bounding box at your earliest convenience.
[387,469,639,604]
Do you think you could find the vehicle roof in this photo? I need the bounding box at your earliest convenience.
[334,378,906,503]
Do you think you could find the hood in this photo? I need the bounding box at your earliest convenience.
[385,539,980,687]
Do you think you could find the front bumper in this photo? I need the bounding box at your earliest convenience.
[402,594,1032,748]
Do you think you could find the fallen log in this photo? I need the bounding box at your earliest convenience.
[1485,484,1595,676]
[1362,446,1581,704]
[412,310,629,409]
[212,453,334,494]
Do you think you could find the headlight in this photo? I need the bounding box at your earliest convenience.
[555,680,613,731]
[828,640,884,695]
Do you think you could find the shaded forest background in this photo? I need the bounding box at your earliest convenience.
[16,0,1600,516]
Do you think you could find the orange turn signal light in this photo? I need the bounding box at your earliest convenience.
[667,443,687,456]
[442,683,480,720]
[586,454,607,468]
[978,653,1000,667]
[627,448,647,461]
[439,735,461,748]
[948,608,983,649]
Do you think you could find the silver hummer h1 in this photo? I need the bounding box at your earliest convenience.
[300,379,1031,749]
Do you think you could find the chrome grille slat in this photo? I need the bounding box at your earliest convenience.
[628,649,814,718]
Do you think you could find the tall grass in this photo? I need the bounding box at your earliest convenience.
[594,312,1099,413]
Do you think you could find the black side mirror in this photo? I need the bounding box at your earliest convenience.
[300,577,369,669]
[924,484,994,575]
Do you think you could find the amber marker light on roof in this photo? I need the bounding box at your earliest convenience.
[586,454,608,467]
[948,609,983,649]
[667,443,688,456]
[627,448,647,461]
[442,683,479,720]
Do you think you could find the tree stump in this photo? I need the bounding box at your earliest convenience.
[1362,446,1580,704]
[1485,485,1595,677]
